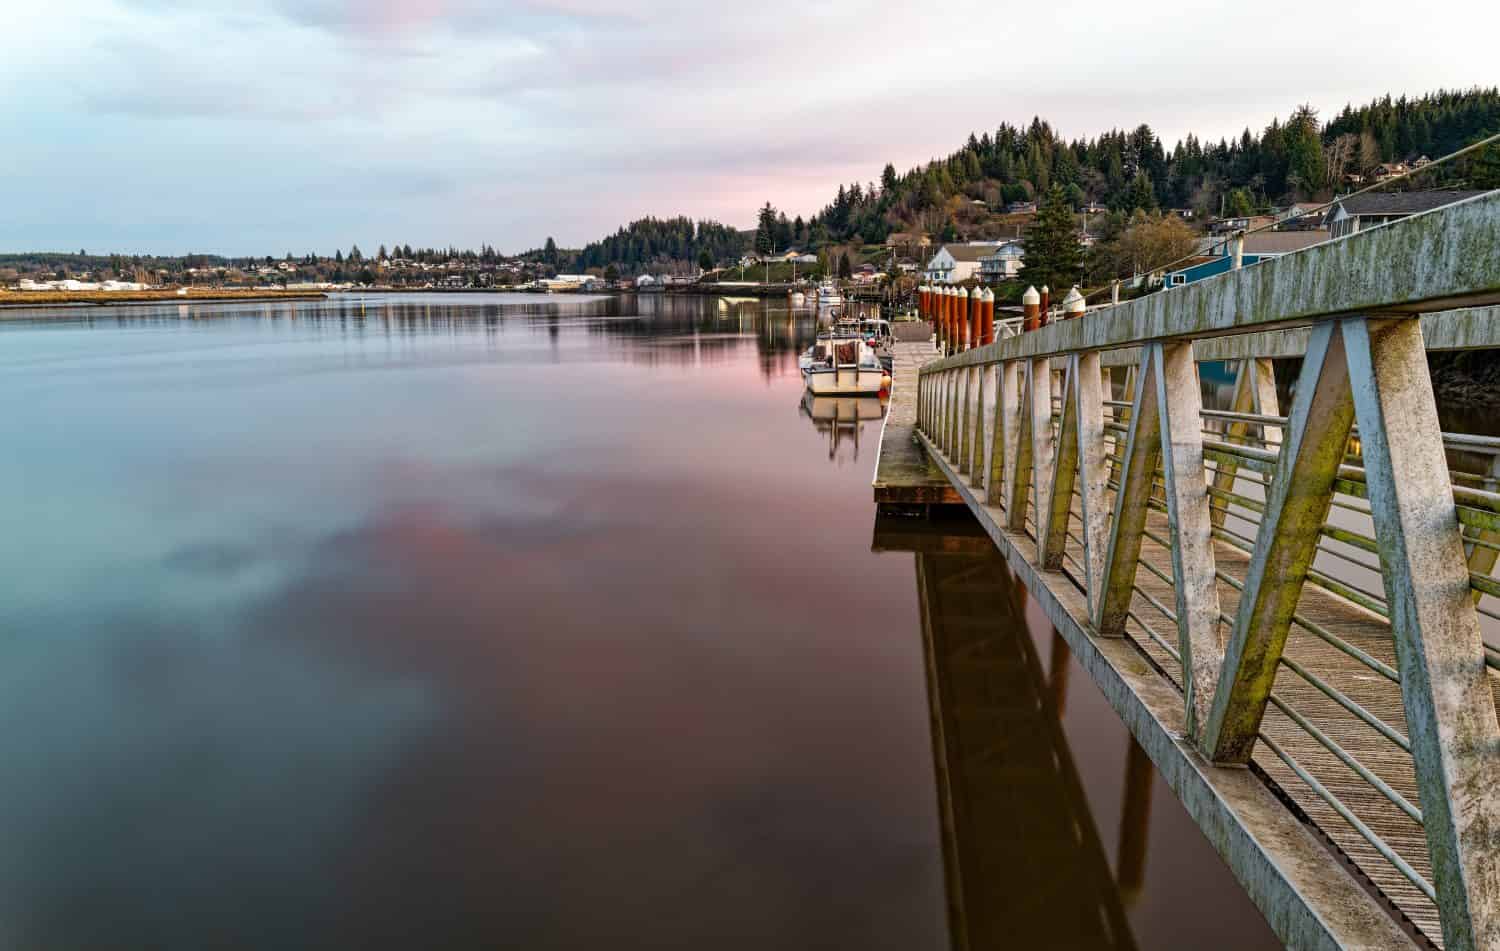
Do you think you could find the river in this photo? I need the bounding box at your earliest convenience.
[0,292,1280,949]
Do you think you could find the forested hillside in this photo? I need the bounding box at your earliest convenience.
[754,88,1500,252]
[569,217,748,272]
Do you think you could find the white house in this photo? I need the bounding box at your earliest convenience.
[978,241,1025,282]
[924,243,1002,284]
[1324,190,1487,240]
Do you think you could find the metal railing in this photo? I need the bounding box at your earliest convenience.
[913,189,1500,951]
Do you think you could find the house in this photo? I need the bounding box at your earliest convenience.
[1004,200,1037,214]
[924,242,1003,283]
[978,241,1025,282]
[1323,190,1489,240]
[1209,214,1277,235]
[792,254,818,265]
[1164,230,1329,287]
[1277,201,1327,230]
[1372,162,1409,182]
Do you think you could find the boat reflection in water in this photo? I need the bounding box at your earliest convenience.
[799,392,887,462]
[872,512,1282,951]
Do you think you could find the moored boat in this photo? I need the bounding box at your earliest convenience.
[799,332,890,395]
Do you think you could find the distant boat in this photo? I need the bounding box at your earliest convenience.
[816,280,843,308]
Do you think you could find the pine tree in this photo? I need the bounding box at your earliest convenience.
[1019,185,1084,293]
[755,203,777,255]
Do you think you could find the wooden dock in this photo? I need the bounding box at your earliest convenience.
[872,341,962,508]
[878,192,1500,951]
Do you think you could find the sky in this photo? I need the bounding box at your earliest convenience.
[3,0,1498,257]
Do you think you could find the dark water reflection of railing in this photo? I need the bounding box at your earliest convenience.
[873,512,1280,951]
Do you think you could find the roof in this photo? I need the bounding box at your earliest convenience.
[1242,230,1330,254]
[934,243,1002,263]
[1333,190,1489,217]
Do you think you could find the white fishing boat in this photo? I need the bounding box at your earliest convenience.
[799,332,890,395]
[816,280,843,307]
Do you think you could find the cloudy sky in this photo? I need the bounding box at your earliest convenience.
[3,0,1497,256]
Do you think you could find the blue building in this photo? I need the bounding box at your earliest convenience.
[1163,253,1269,287]
[1162,230,1330,287]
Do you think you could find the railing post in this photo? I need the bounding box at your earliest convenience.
[1095,347,1162,637]
[915,371,924,433]
[1029,357,1056,556]
[1042,353,1110,614]
[1342,316,1500,951]
[1005,361,1036,534]
[1155,340,1224,741]
[970,365,987,488]
[1463,454,1500,601]
[948,369,961,456]
[1108,364,1137,490]
[1209,357,1281,529]
[989,361,1020,509]
[1200,322,1355,763]
[1041,357,1080,570]
[958,367,973,475]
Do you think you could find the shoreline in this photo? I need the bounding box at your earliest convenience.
[0,289,328,310]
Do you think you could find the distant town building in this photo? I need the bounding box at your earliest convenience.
[1324,190,1489,240]
[924,242,1003,284]
[978,241,1025,282]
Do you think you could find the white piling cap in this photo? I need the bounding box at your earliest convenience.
[959,286,969,298]
[1022,286,1040,305]
[1040,285,1049,295]
[983,287,994,303]
[1064,286,1086,315]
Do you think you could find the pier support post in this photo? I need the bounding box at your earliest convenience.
[1095,347,1162,638]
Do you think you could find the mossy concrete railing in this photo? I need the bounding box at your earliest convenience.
[916,189,1500,951]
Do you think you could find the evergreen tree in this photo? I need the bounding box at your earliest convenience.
[698,248,714,271]
[755,203,777,255]
[1019,185,1084,292]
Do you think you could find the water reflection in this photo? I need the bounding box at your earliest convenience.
[0,294,1277,950]
[873,512,1283,951]
[798,394,888,464]
[875,515,1136,949]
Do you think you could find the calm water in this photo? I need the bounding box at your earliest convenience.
[0,293,1280,949]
